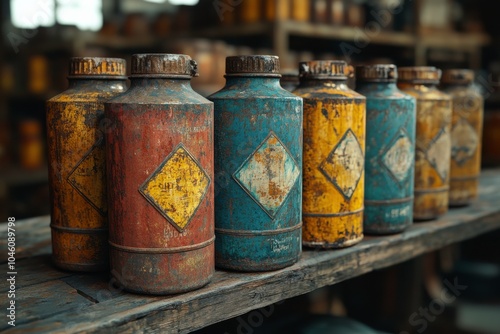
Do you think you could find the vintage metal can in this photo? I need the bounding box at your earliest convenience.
[294,60,366,248]
[441,70,483,206]
[209,55,303,271]
[398,67,452,220]
[105,54,214,294]
[355,65,416,234]
[47,57,127,272]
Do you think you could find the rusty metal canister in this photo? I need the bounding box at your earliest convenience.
[398,67,452,220]
[355,65,416,234]
[294,60,366,248]
[209,55,303,271]
[47,57,127,272]
[105,54,214,294]
[441,70,483,206]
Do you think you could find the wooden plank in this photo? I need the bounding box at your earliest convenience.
[0,255,73,291]
[2,170,500,333]
[0,215,51,263]
[0,280,95,332]
[418,31,490,49]
[197,22,273,38]
[282,21,416,47]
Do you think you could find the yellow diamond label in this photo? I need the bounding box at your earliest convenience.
[67,142,107,216]
[139,144,210,231]
[320,129,364,200]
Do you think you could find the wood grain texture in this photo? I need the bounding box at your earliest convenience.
[1,170,500,333]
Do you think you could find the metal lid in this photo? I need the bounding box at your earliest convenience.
[225,55,280,76]
[69,57,126,78]
[398,66,441,84]
[131,54,198,78]
[356,64,398,82]
[441,69,474,85]
[299,60,348,80]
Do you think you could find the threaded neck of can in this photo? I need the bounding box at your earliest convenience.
[225,55,281,77]
[299,60,348,80]
[398,66,441,84]
[68,57,126,79]
[356,64,397,83]
[131,54,198,78]
[441,69,474,85]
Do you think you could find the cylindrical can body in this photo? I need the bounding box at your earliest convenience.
[356,65,416,234]
[398,67,452,220]
[294,60,366,248]
[105,54,214,294]
[46,57,127,272]
[442,70,484,206]
[209,56,303,271]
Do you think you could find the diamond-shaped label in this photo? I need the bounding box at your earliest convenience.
[320,129,364,200]
[451,118,479,165]
[382,129,414,183]
[234,132,300,218]
[139,144,210,232]
[426,128,451,182]
[67,142,107,216]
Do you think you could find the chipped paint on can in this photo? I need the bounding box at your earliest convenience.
[294,60,366,248]
[46,57,127,272]
[356,65,417,234]
[209,55,303,271]
[441,70,484,206]
[398,67,452,220]
[105,54,214,294]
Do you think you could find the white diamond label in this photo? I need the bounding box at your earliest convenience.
[451,118,479,165]
[382,130,413,183]
[426,129,451,182]
[234,132,300,218]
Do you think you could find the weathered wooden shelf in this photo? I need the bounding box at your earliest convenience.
[2,169,500,333]
[197,21,490,69]
[198,21,490,48]
[0,166,48,186]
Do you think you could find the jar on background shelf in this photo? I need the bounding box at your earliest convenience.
[481,73,500,167]
[19,119,44,170]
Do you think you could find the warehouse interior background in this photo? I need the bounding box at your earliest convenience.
[1,0,500,333]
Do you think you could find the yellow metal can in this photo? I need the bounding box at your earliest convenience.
[46,57,127,271]
[294,60,366,248]
[398,67,452,220]
[441,69,484,206]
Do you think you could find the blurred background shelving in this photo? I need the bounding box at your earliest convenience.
[1,1,500,333]
[0,0,499,214]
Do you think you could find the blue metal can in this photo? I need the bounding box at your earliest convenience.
[355,65,416,234]
[208,55,303,271]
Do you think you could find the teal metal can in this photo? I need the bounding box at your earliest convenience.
[209,55,303,271]
[355,65,416,234]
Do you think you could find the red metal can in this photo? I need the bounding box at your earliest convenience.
[105,54,214,295]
